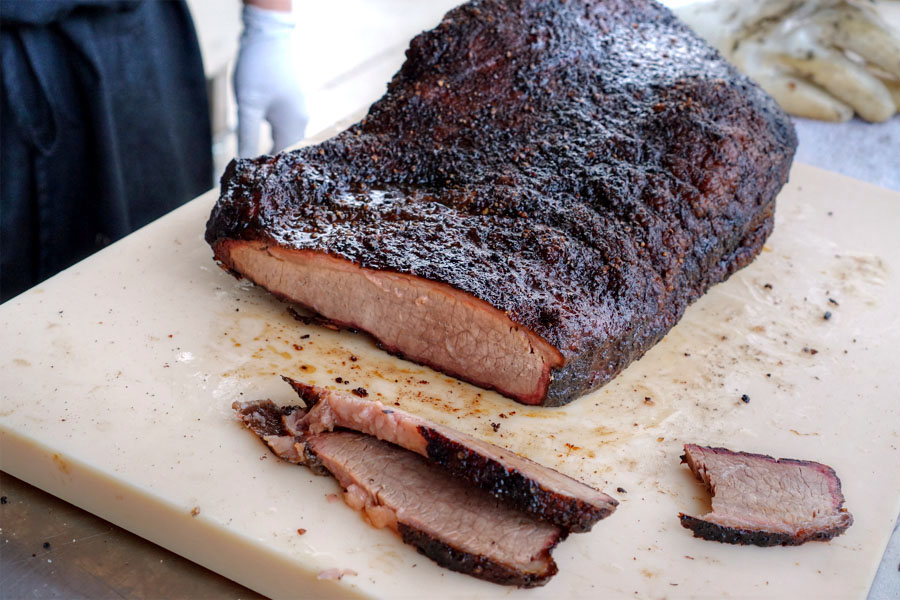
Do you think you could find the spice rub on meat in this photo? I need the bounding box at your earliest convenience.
[206,0,797,406]
[679,444,853,546]
[233,399,571,586]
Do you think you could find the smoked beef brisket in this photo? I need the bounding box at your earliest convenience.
[679,444,853,546]
[207,0,797,406]
[282,377,617,532]
[234,398,575,586]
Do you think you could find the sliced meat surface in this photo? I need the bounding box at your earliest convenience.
[234,400,562,587]
[309,432,562,587]
[205,0,797,407]
[679,444,853,546]
[282,378,616,532]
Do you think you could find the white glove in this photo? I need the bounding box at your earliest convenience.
[234,4,308,157]
[675,0,900,122]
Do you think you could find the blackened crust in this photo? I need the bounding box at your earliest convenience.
[678,514,853,547]
[207,0,797,406]
[419,425,615,532]
[232,399,291,437]
[397,522,559,587]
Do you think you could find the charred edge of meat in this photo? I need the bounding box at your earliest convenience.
[397,523,559,588]
[283,376,318,409]
[678,514,851,547]
[232,400,329,474]
[419,426,614,533]
[232,399,292,437]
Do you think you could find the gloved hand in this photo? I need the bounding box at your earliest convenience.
[234,4,308,157]
[674,0,900,122]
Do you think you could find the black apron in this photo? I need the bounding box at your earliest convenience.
[1,0,213,301]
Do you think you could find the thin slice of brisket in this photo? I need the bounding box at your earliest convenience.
[234,400,562,587]
[282,377,617,532]
[679,444,853,546]
[205,0,796,407]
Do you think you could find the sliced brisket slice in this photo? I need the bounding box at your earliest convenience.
[206,0,796,407]
[234,400,561,587]
[309,432,562,587]
[679,444,853,546]
[282,377,617,532]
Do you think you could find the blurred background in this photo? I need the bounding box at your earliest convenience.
[187,0,899,189]
[187,0,460,177]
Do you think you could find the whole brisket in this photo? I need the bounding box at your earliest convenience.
[679,444,853,546]
[206,0,797,406]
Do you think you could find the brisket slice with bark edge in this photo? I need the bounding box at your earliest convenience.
[679,444,853,546]
[282,377,617,532]
[234,399,563,587]
[206,0,797,406]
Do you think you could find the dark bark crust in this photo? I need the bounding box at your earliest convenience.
[419,425,615,533]
[678,514,852,547]
[397,523,559,588]
[207,0,797,406]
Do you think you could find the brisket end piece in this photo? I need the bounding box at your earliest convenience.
[283,377,617,532]
[679,444,853,546]
[233,400,325,470]
[207,0,797,406]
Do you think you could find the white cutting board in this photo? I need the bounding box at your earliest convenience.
[1,158,899,599]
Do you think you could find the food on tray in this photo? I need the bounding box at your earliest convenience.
[206,0,795,407]
[679,444,854,546]
[234,388,616,587]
